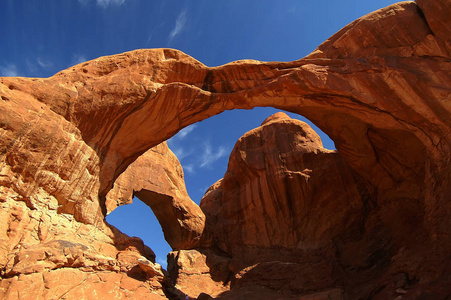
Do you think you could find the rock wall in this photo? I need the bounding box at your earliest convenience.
[105,143,205,250]
[0,0,450,298]
[173,112,447,299]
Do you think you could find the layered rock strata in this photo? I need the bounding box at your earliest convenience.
[169,112,366,299]
[177,111,449,299]
[0,147,173,300]
[0,0,449,298]
[106,143,205,250]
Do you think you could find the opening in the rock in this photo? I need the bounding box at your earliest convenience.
[106,107,335,269]
[106,197,171,269]
[168,107,336,204]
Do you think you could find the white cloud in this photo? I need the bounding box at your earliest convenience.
[146,34,153,44]
[168,126,228,173]
[178,124,197,139]
[72,54,87,65]
[37,58,53,69]
[200,143,227,168]
[0,64,19,77]
[184,164,195,174]
[97,0,125,7]
[167,124,197,161]
[171,146,193,161]
[78,0,126,8]
[156,257,167,269]
[169,10,188,41]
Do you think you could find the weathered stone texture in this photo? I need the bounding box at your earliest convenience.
[0,0,450,298]
[106,143,205,250]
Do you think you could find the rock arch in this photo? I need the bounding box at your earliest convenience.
[0,0,450,297]
[1,0,449,229]
[0,0,449,236]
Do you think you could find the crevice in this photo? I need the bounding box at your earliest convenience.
[58,272,90,299]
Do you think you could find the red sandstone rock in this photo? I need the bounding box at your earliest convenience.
[200,113,363,253]
[192,114,362,298]
[0,0,449,298]
[167,249,230,299]
[106,143,205,250]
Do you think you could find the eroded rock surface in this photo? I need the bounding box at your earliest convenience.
[190,112,449,299]
[167,249,230,299]
[200,113,363,253]
[0,197,168,299]
[176,114,363,299]
[0,0,450,298]
[106,143,205,250]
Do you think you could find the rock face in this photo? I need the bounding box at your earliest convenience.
[167,249,230,299]
[0,127,193,299]
[200,112,363,254]
[106,143,205,250]
[169,113,365,298]
[0,0,450,299]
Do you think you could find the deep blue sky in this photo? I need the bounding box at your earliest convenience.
[1,0,401,268]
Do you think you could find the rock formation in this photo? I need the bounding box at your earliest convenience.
[106,143,205,250]
[169,112,366,298]
[0,0,450,298]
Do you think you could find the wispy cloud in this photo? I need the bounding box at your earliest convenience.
[37,57,53,69]
[171,146,193,162]
[167,124,197,161]
[169,10,188,41]
[156,257,167,269]
[200,143,227,168]
[97,0,126,8]
[146,34,153,44]
[0,64,19,77]
[167,124,228,173]
[25,57,55,75]
[72,54,87,65]
[178,124,197,139]
[78,0,126,8]
[184,164,195,174]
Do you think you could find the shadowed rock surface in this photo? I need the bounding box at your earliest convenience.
[0,0,450,298]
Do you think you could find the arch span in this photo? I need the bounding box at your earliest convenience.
[0,1,450,296]
[0,0,449,236]
[44,2,449,209]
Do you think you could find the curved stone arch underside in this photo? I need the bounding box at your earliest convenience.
[0,1,449,246]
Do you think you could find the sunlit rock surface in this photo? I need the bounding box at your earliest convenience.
[0,0,450,298]
[106,142,205,250]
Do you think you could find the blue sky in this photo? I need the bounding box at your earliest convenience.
[1,0,401,268]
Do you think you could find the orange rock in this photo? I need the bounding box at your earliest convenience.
[106,143,205,250]
[167,249,230,299]
[190,114,362,298]
[200,114,362,251]
[0,0,449,298]
[0,269,167,300]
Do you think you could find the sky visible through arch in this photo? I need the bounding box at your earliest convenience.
[1,0,402,268]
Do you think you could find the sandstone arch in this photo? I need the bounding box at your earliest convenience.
[0,0,450,298]
[4,1,448,226]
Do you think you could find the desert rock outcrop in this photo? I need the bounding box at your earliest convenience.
[200,112,363,253]
[106,143,205,250]
[0,0,450,298]
[169,113,366,298]
[185,111,448,298]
